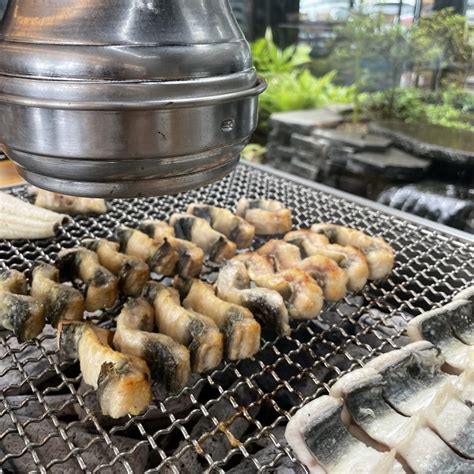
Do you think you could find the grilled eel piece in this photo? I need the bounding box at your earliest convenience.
[0,268,28,294]
[138,220,204,277]
[257,240,348,301]
[58,321,152,418]
[31,188,108,215]
[0,293,45,342]
[113,297,191,392]
[0,267,45,341]
[310,224,394,280]
[233,253,323,320]
[285,229,369,293]
[143,282,223,373]
[169,213,236,263]
[175,277,261,360]
[236,198,292,235]
[83,239,150,296]
[216,260,290,336]
[115,227,180,276]
[57,248,118,312]
[186,203,255,248]
[31,263,84,327]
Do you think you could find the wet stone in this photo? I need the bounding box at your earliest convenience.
[271,108,344,130]
[270,108,344,137]
[290,157,319,181]
[266,144,294,162]
[346,148,431,180]
[312,128,392,152]
[291,134,331,160]
[369,120,474,167]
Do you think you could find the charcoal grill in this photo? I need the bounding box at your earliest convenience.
[1,162,473,473]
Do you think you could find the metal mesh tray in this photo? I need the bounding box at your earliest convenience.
[1,162,473,473]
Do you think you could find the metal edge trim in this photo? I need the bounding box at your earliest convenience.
[243,161,474,243]
[0,78,267,111]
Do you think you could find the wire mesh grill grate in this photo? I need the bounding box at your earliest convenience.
[0,163,473,473]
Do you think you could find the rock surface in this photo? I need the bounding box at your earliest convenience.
[346,147,431,180]
[369,120,474,166]
[312,128,392,151]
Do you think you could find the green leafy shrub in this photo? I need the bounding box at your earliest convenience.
[412,8,473,89]
[251,29,312,76]
[258,70,356,133]
[251,31,357,136]
[365,87,474,132]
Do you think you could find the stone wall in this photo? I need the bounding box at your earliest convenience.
[264,108,474,233]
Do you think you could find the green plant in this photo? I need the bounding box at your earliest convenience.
[365,87,474,132]
[241,144,267,163]
[331,12,414,121]
[258,70,356,132]
[412,8,473,90]
[251,31,357,135]
[251,29,312,76]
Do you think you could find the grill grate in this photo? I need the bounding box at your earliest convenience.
[0,162,473,473]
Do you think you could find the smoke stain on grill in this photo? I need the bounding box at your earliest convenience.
[0,163,473,472]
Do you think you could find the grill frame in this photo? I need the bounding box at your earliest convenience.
[0,161,473,473]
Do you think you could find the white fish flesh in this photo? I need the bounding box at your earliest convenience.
[216,260,290,336]
[57,247,118,312]
[169,213,236,262]
[0,292,45,342]
[0,268,27,294]
[116,227,180,276]
[187,203,255,248]
[421,380,474,459]
[0,190,71,223]
[83,239,150,297]
[113,297,191,392]
[331,367,473,469]
[366,342,457,414]
[310,223,394,280]
[284,229,369,292]
[31,187,108,215]
[257,239,348,301]
[138,220,204,277]
[176,278,261,360]
[233,252,323,320]
[236,198,292,235]
[31,263,84,327]
[285,395,403,474]
[0,191,70,240]
[456,366,474,406]
[143,282,223,373]
[57,320,152,418]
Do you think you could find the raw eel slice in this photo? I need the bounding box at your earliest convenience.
[452,286,474,344]
[454,286,474,304]
[285,395,404,474]
[331,368,474,468]
[422,381,474,459]
[456,366,474,406]
[419,300,472,346]
[366,342,456,414]
[407,310,472,373]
